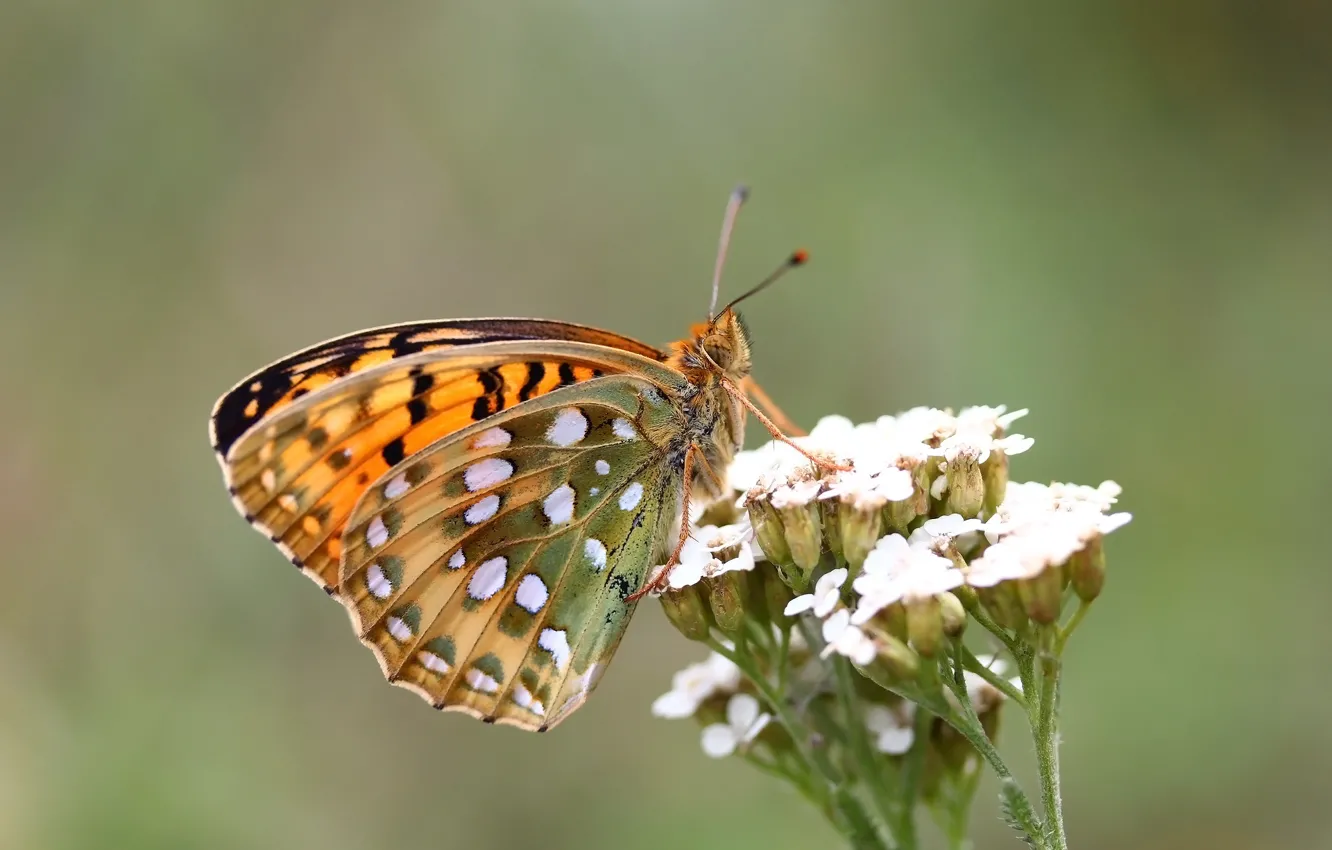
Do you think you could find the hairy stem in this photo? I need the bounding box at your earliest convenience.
[1034,653,1067,850]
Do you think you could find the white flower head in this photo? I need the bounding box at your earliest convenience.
[664,522,758,590]
[969,480,1132,586]
[956,405,1029,434]
[819,467,914,510]
[908,513,986,552]
[877,407,958,446]
[864,702,916,755]
[651,652,742,719]
[820,608,877,665]
[851,534,964,625]
[700,693,772,758]
[784,567,847,618]
[768,478,823,510]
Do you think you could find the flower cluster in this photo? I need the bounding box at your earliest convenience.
[649,406,1129,850]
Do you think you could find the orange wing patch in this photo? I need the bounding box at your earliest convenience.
[211,319,663,461]
[217,349,628,590]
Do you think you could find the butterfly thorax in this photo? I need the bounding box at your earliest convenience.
[664,309,752,500]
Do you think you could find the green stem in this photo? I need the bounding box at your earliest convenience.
[707,637,887,849]
[957,591,1021,655]
[958,645,1027,709]
[776,620,793,693]
[834,654,906,845]
[1034,654,1067,850]
[1055,600,1090,654]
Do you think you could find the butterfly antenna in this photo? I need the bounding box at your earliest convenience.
[716,248,808,316]
[709,185,750,319]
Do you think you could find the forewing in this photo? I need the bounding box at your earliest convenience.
[336,376,682,730]
[210,323,678,591]
[212,319,664,458]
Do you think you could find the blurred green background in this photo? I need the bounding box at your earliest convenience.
[3,2,1330,848]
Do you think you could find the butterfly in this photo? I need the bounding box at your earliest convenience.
[209,189,822,731]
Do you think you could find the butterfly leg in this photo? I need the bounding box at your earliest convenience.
[722,378,851,472]
[743,376,806,437]
[628,443,706,601]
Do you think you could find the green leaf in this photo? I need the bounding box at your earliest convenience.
[998,778,1046,850]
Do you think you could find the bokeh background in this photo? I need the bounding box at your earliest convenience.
[3,3,1330,848]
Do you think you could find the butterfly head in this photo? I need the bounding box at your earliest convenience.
[669,308,752,385]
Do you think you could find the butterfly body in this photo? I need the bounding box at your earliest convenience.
[211,313,753,730]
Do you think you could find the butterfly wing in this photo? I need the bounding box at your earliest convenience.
[211,321,691,729]
[337,376,682,729]
[210,321,678,590]
[212,318,664,458]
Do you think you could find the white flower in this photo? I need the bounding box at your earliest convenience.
[820,608,877,665]
[819,467,914,509]
[664,522,758,590]
[729,442,808,493]
[651,652,742,718]
[784,568,847,618]
[909,513,986,549]
[768,478,823,510]
[967,480,1132,586]
[955,405,1029,434]
[864,702,916,755]
[851,534,964,625]
[876,406,958,446]
[700,693,772,758]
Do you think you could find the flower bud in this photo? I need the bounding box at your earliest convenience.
[762,567,796,629]
[819,498,843,562]
[770,483,824,589]
[882,497,917,536]
[1068,534,1105,602]
[981,449,1009,517]
[905,595,943,657]
[944,452,985,519]
[976,583,1027,631]
[1017,565,1063,624]
[747,499,792,568]
[708,570,751,637]
[939,591,967,637]
[859,629,919,683]
[838,501,883,573]
[659,585,714,642]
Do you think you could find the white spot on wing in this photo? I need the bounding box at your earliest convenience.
[513,684,546,717]
[260,468,277,492]
[595,459,610,475]
[366,516,389,548]
[366,563,392,599]
[468,556,508,600]
[619,482,644,511]
[539,628,571,671]
[543,484,576,525]
[465,494,500,525]
[584,538,608,572]
[383,473,410,499]
[465,668,500,693]
[547,408,588,447]
[464,458,514,492]
[589,487,600,496]
[418,651,450,674]
[472,427,512,449]
[387,616,412,642]
[448,550,466,570]
[277,494,299,513]
[612,418,637,440]
[515,574,549,613]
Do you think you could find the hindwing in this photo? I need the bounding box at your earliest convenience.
[338,377,682,729]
